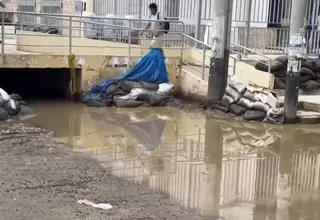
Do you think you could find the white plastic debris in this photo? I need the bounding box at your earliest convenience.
[157,83,174,94]
[77,199,113,210]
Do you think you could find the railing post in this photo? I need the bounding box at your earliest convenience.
[195,0,203,46]
[128,20,131,66]
[202,46,206,80]
[244,0,252,55]
[69,16,72,53]
[1,11,4,54]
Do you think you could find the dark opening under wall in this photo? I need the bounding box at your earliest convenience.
[0,68,81,100]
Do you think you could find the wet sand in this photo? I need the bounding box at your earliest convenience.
[3,100,320,219]
[0,122,202,220]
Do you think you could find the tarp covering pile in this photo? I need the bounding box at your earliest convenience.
[255,56,320,91]
[206,77,284,124]
[84,49,182,108]
[0,88,36,121]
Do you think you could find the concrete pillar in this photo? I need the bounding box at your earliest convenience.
[207,0,233,101]
[284,0,308,123]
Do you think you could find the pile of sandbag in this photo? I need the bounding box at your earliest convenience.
[86,80,182,108]
[255,56,320,91]
[211,78,284,123]
[0,88,35,121]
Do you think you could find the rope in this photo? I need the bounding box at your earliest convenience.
[68,53,76,100]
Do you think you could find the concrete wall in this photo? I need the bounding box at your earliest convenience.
[13,31,275,101]
[0,54,180,95]
[16,31,182,58]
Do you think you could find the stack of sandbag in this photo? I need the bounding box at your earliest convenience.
[221,78,284,123]
[86,80,182,108]
[220,122,281,155]
[255,56,320,91]
[0,88,36,120]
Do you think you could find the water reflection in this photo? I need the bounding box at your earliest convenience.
[25,102,320,220]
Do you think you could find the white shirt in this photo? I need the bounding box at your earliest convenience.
[149,12,164,35]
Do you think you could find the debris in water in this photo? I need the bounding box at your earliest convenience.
[77,199,113,210]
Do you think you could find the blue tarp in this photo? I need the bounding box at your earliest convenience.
[83,49,169,103]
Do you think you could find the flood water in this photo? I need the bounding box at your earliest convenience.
[24,101,320,220]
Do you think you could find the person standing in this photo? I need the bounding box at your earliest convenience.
[143,3,165,54]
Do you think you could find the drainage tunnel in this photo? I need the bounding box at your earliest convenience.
[0,68,81,100]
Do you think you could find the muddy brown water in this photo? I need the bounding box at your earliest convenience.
[23,100,320,219]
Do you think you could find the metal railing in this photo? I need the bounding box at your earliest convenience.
[181,33,237,80]
[0,10,274,81]
[0,11,185,60]
[230,41,272,73]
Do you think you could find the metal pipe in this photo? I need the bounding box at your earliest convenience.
[128,20,131,66]
[1,11,4,54]
[245,0,252,53]
[202,46,206,80]
[207,0,234,101]
[195,0,203,44]
[69,16,72,53]
[284,0,308,124]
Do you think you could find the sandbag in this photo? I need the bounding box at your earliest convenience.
[105,84,120,95]
[3,100,21,116]
[243,110,266,121]
[313,59,320,72]
[316,72,320,79]
[264,107,284,124]
[274,77,285,89]
[226,85,241,102]
[279,76,286,83]
[140,81,159,91]
[46,28,59,34]
[301,60,316,72]
[300,67,316,79]
[243,91,259,102]
[120,80,143,93]
[86,99,113,107]
[302,80,320,91]
[10,94,22,101]
[18,100,27,106]
[255,60,284,72]
[223,94,235,104]
[230,104,247,116]
[112,89,128,97]
[275,56,288,65]
[237,97,253,109]
[255,61,269,72]
[207,100,230,112]
[251,101,270,113]
[164,98,183,107]
[300,74,313,82]
[19,105,36,116]
[228,79,246,94]
[270,60,286,72]
[114,98,146,108]
[0,107,9,120]
[137,90,172,106]
[272,68,286,77]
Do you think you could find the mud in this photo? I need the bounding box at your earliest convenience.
[0,122,202,220]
